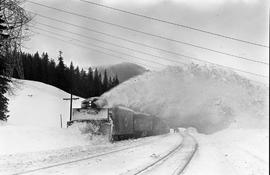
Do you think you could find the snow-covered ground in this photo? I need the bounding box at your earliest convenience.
[184,128,269,175]
[0,80,92,155]
[0,63,269,175]
[7,80,82,128]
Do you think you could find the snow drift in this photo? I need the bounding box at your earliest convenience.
[101,63,269,134]
[6,79,82,128]
[1,79,108,155]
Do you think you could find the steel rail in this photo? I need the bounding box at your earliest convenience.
[12,134,168,175]
[134,132,198,175]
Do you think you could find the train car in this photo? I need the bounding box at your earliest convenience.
[110,106,134,140]
[109,106,169,141]
[133,113,153,138]
[152,117,170,135]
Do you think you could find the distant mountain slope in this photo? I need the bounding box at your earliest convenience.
[98,62,148,82]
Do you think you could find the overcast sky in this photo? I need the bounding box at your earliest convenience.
[22,0,269,83]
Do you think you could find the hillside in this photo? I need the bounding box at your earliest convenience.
[98,62,148,82]
[0,79,102,155]
[7,79,83,128]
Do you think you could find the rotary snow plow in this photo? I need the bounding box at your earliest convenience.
[68,97,169,141]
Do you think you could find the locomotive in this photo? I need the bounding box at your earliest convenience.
[68,97,169,141]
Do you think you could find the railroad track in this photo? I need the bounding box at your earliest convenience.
[10,134,169,175]
[10,132,197,175]
[131,132,198,175]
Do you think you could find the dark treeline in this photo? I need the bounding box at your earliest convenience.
[18,51,119,98]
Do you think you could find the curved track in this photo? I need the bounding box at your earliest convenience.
[11,134,168,175]
[132,131,198,175]
[11,132,197,175]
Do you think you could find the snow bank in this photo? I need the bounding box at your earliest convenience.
[102,64,269,134]
[0,79,108,155]
[6,79,82,128]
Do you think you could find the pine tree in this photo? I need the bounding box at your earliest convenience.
[56,51,67,91]
[69,62,75,93]
[102,70,108,92]
[48,59,57,86]
[41,53,49,83]
[0,55,11,121]
[87,67,93,97]
[113,75,120,87]
[93,68,100,96]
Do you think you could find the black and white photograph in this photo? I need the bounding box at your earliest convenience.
[0,0,269,174]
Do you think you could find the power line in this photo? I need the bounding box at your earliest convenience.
[29,12,270,68]
[28,11,190,56]
[26,1,268,65]
[33,22,269,79]
[80,0,269,48]
[33,31,161,70]
[32,26,268,79]
[35,21,186,65]
[29,16,269,78]
[32,27,166,68]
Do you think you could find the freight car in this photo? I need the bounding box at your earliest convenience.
[109,106,169,141]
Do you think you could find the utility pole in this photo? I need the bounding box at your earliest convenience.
[63,92,79,121]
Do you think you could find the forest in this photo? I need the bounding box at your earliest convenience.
[17,51,119,98]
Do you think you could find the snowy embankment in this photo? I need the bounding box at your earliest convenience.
[0,79,101,155]
[101,64,269,174]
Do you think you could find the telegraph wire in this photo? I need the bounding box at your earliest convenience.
[32,26,168,67]
[32,30,161,69]
[29,12,269,68]
[26,1,268,65]
[33,22,269,79]
[80,0,269,48]
[28,11,190,56]
[32,26,268,79]
[35,22,186,65]
[26,12,269,78]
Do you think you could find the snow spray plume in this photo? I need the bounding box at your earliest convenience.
[101,64,268,134]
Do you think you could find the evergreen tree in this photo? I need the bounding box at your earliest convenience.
[48,59,57,86]
[12,50,122,99]
[87,67,93,97]
[73,66,80,96]
[41,53,49,83]
[31,52,40,81]
[113,75,120,87]
[79,68,88,97]
[93,68,100,96]
[0,55,11,121]
[102,70,108,92]
[69,62,75,93]
[108,76,113,90]
[56,51,67,91]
